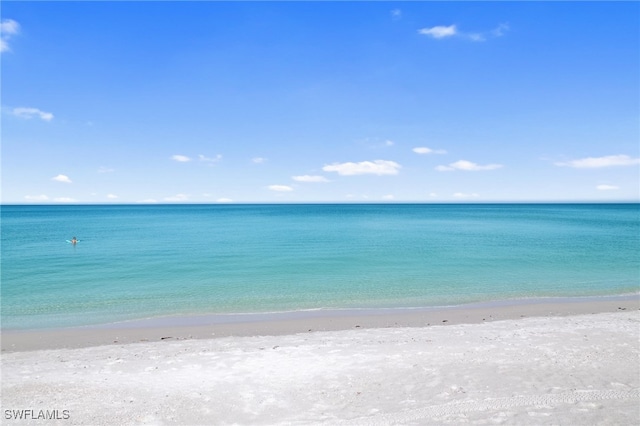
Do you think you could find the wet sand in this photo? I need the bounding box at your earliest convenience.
[2,295,638,352]
[1,296,638,425]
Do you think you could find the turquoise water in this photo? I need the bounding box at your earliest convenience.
[1,204,639,330]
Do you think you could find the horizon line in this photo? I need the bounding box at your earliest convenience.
[2,201,639,207]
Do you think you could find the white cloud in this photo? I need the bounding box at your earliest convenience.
[391,9,402,20]
[453,192,480,198]
[555,155,640,169]
[170,154,222,164]
[54,197,77,203]
[1,19,20,53]
[199,154,222,164]
[252,157,267,164]
[492,23,510,37]
[596,184,619,191]
[268,185,293,192]
[164,194,189,201]
[413,147,447,155]
[107,194,118,199]
[360,137,396,150]
[1,19,19,35]
[292,175,329,183]
[24,194,49,201]
[138,199,158,203]
[322,160,401,176]
[436,160,503,172]
[418,22,509,42]
[467,23,509,42]
[382,194,395,200]
[12,107,54,121]
[98,166,115,173]
[52,174,72,183]
[418,25,457,39]
[216,198,233,203]
[429,193,438,197]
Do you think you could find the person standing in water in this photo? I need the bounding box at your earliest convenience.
[71,236,78,245]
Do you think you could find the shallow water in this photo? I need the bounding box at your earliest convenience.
[2,203,638,329]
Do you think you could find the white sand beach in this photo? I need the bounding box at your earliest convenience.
[2,305,639,425]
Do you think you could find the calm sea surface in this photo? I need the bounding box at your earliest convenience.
[1,204,638,329]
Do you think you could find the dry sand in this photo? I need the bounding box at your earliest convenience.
[2,298,639,425]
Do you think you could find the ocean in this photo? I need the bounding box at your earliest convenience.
[1,204,638,330]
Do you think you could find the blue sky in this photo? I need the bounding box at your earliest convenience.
[2,1,638,203]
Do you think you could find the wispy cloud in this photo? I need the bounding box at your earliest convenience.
[418,25,457,39]
[492,23,510,37]
[413,147,447,155]
[361,138,396,150]
[323,160,401,176]
[268,185,293,192]
[382,194,395,200]
[52,174,72,183]
[199,154,222,164]
[419,22,509,42]
[292,175,329,183]
[107,194,118,199]
[54,197,77,203]
[436,160,503,172]
[171,154,222,165]
[12,107,54,121]
[1,19,20,53]
[391,9,402,21]
[555,155,640,169]
[453,192,480,198]
[468,33,486,42]
[1,19,19,35]
[596,184,619,191]
[216,197,233,203]
[171,155,191,162]
[252,157,267,164]
[98,166,115,173]
[138,199,158,204]
[24,194,49,201]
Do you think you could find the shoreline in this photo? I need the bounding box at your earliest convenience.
[2,310,638,424]
[3,294,638,352]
